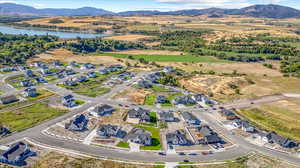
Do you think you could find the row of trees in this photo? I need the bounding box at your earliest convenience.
[0,33,59,64]
[65,37,146,54]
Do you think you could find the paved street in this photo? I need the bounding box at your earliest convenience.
[0,69,300,164]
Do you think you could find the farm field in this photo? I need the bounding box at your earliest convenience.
[237,99,300,141]
[95,52,228,63]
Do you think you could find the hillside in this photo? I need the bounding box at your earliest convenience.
[0,3,300,19]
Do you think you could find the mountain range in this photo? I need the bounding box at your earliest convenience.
[0,3,300,19]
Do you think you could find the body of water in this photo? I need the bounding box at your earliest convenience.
[0,25,108,38]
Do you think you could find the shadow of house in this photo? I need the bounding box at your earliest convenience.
[0,142,36,166]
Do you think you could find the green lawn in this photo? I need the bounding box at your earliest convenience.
[75,99,85,105]
[135,125,161,150]
[166,92,184,102]
[144,95,156,106]
[0,102,68,132]
[116,141,130,148]
[95,52,228,63]
[150,85,170,92]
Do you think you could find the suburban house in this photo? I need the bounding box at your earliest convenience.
[81,63,95,70]
[0,127,10,136]
[65,114,88,131]
[99,67,109,75]
[155,95,169,104]
[75,75,88,83]
[172,96,197,106]
[159,112,175,122]
[23,88,37,97]
[127,128,152,146]
[192,94,214,105]
[64,69,76,76]
[52,60,61,67]
[40,67,51,76]
[231,119,254,132]
[127,108,151,124]
[163,66,175,73]
[32,61,45,68]
[35,77,47,83]
[20,80,34,87]
[63,79,77,86]
[61,95,77,108]
[117,72,134,81]
[197,126,223,144]
[68,61,78,67]
[260,132,297,148]
[182,112,201,125]
[0,95,18,104]
[107,64,124,72]
[97,124,127,138]
[24,70,34,77]
[0,67,16,72]
[219,109,238,120]
[0,142,36,166]
[166,130,189,146]
[90,104,115,117]
[138,80,152,88]
[87,72,97,78]
[145,72,162,84]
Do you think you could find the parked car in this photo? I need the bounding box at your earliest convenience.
[158,152,166,156]
[188,153,197,156]
[183,160,189,163]
[178,152,185,156]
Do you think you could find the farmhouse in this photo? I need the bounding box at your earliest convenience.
[90,104,115,117]
[65,114,88,131]
[97,124,127,138]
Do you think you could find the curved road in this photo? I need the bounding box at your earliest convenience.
[0,70,300,164]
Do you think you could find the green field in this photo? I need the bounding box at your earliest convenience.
[135,125,161,150]
[202,48,276,58]
[116,141,130,148]
[0,102,68,132]
[95,52,229,63]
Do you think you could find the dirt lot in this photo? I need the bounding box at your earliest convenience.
[158,62,282,77]
[113,87,152,104]
[32,48,121,65]
[180,74,253,102]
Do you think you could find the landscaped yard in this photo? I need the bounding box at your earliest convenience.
[144,95,156,106]
[95,52,229,63]
[135,125,161,150]
[0,102,68,132]
[116,141,130,148]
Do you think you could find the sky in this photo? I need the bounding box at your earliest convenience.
[0,0,299,12]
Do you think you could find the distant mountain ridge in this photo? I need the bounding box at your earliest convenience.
[0,3,300,19]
